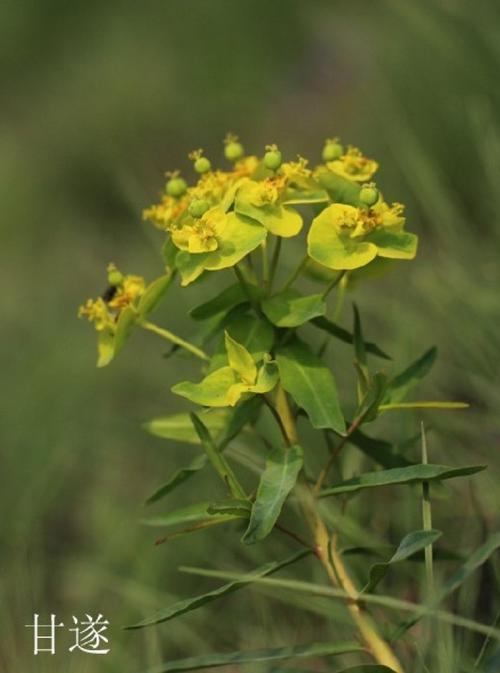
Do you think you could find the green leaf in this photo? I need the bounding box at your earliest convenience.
[190,413,246,499]
[207,499,252,517]
[145,454,208,505]
[384,347,437,404]
[138,273,174,316]
[190,283,264,321]
[138,642,363,673]
[218,395,263,449]
[362,529,442,593]
[114,306,137,358]
[320,464,486,497]
[172,367,236,407]
[262,289,326,328]
[144,411,229,444]
[276,338,345,434]
[144,400,262,505]
[243,444,303,544]
[96,329,115,368]
[140,502,241,528]
[349,430,414,469]
[311,316,390,360]
[126,549,311,630]
[352,304,369,402]
[224,332,257,384]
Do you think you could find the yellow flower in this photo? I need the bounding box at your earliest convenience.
[325,145,378,183]
[108,274,145,309]
[78,298,113,332]
[171,206,225,254]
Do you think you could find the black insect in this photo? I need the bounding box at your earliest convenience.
[101,285,118,303]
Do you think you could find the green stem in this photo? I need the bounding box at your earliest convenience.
[282,255,308,290]
[321,270,346,300]
[140,321,209,361]
[268,388,405,673]
[261,240,270,288]
[234,265,260,314]
[268,237,282,292]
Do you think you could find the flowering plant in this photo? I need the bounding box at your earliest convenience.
[80,136,494,673]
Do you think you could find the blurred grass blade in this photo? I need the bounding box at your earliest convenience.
[126,548,310,629]
[394,532,500,639]
[362,529,442,594]
[139,641,363,672]
[319,464,486,497]
[384,347,437,404]
[243,444,303,544]
[311,316,391,360]
[191,413,246,499]
[379,401,469,411]
[335,667,397,672]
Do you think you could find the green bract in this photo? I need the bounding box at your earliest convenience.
[308,202,418,271]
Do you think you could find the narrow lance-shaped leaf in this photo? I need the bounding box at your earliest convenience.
[145,454,208,505]
[191,413,246,499]
[311,316,391,360]
[126,549,311,629]
[349,429,414,469]
[144,399,263,505]
[334,667,398,673]
[190,283,263,321]
[140,502,242,529]
[319,463,486,497]
[362,529,442,594]
[243,444,304,544]
[138,642,364,673]
[384,347,437,404]
[276,338,345,434]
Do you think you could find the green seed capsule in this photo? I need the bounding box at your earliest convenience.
[359,185,379,207]
[224,141,244,162]
[166,177,187,198]
[194,156,211,173]
[188,199,210,218]
[263,149,282,171]
[322,141,343,162]
[108,270,124,286]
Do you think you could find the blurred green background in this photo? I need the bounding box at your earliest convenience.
[2,1,499,671]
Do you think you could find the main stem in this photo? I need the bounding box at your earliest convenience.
[273,386,404,673]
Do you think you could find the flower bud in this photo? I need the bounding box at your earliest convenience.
[359,185,379,207]
[166,176,187,198]
[263,147,282,171]
[194,156,211,174]
[107,269,123,286]
[188,199,210,218]
[322,140,343,162]
[224,134,244,162]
